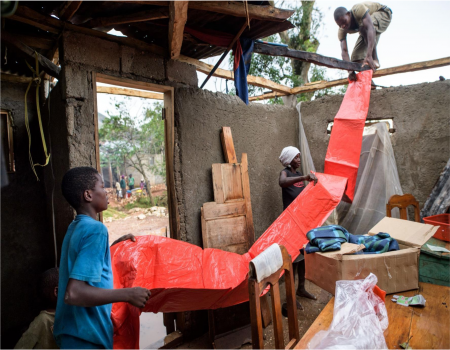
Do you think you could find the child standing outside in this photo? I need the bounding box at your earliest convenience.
[54,167,150,349]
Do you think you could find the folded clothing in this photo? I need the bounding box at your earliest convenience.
[305,225,399,254]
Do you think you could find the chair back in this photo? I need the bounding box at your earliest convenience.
[248,245,299,349]
[386,194,420,222]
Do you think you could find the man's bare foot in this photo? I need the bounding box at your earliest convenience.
[297,289,317,300]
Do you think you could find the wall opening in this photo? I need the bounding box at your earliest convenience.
[327,118,395,135]
[93,74,176,348]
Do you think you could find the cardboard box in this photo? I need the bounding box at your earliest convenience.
[305,217,439,295]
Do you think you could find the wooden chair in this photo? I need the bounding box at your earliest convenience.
[386,194,420,222]
[248,245,299,349]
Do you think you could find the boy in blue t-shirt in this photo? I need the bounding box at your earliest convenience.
[54,167,151,349]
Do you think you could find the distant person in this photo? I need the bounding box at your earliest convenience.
[115,180,121,201]
[14,268,59,349]
[334,2,392,85]
[54,167,151,349]
[128,174,135,190]
[120,175,127,199]
[278,147,318,316]
[140,179,145,191]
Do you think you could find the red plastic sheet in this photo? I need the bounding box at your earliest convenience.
[324,70,373,202]
[111,71,373,348]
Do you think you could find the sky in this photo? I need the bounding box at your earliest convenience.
[200,0,450,95]
[99,1,450,114]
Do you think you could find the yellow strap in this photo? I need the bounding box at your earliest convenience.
[24,52,51,181]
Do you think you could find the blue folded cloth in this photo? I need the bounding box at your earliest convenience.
[305,225,399,255]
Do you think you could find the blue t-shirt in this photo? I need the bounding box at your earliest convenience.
[54,215,114,349]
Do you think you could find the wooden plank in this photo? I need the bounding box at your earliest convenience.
[250,57,450,101]
[240,154,255,246]
[11,6,166,57]
[1,32,61,79]
[254,42,369,72]
[168,1,189,60]
[205,216,248,252]
[82,8,168,28]
[295,297,334,349]
[409,283,450,349]
[220,127,238,163]
[285,259,299,346]
[92,72,103,223]
[260,294,272,328]
[96,86,164,100]
[117,1,294,21]
[202,201,246,221]
[201,207,208,249]
[212,164,225,204]
[178,55,292,93]
[5,33,55,50]
[221,164,244,202]
[59,1,83,21]
[1,73,32,84]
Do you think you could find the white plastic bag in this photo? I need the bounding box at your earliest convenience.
[308,273,388,349]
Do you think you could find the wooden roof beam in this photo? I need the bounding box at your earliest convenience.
[1,32,61,79]
[59,1,83,22]
[249,56,450,101]
[10,6,167,57]
[168,1,189,60]
[117,1,294,22]
[97,86,164,100]
[178,55,291,94]
[253,42,370,72]
[82,8,169,29]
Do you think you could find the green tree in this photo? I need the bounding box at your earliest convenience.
[99,100,165,204]
[245,1,346,104]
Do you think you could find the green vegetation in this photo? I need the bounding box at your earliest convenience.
[103,207,127,219]
[123,193,168,211]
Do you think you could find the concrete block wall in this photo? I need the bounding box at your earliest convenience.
[1,81,53,348]
[300,79,450,207]
[174,88,299,245]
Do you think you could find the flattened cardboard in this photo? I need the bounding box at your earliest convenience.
[368,217,438,248]
[306,217,439,295]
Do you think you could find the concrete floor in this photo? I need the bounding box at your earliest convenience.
[174,280,332,349]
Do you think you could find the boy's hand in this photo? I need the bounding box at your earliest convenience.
[111,234,136,246]
[128,287,151,308]
[306,173,318,186]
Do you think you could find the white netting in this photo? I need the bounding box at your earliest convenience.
[297,103,403,233]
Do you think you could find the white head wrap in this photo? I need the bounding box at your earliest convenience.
[279,146,300,167]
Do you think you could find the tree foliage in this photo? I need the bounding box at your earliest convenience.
[99,100,165,203]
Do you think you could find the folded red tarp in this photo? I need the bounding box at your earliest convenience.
[324,70,373,202]
[111,70,373,348]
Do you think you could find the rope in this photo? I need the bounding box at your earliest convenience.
[24,52,51,180]
[244,1,250,29]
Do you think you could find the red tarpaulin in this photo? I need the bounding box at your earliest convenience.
[111,70,373,349]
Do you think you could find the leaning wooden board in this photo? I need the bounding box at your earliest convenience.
[295,282,450,349]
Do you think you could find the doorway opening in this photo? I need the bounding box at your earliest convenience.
[93,74,177,348]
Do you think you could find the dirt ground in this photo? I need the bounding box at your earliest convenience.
[175,280,332,349]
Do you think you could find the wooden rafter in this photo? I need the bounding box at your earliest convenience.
[177,55,291,93]
[1,73,33,84]
[59,1,83,22]
[1,32,61,79]
[10,6,166,57]
[97,86,164,100]
[117,1,294,21]
[168,1,189,60]
[5,33,55,50]
[82,8,169,29]
[249,57,450,101]
[253,42,370,72]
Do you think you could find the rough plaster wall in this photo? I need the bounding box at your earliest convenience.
[174,88,299,246]
[1,81,53,348]
[300,80,450,207]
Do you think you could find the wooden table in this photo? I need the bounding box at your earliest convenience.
[295,283,450,349]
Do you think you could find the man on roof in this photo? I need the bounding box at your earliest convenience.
[334,2,392,84]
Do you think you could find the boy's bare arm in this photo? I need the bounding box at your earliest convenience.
[65,278,150,308]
